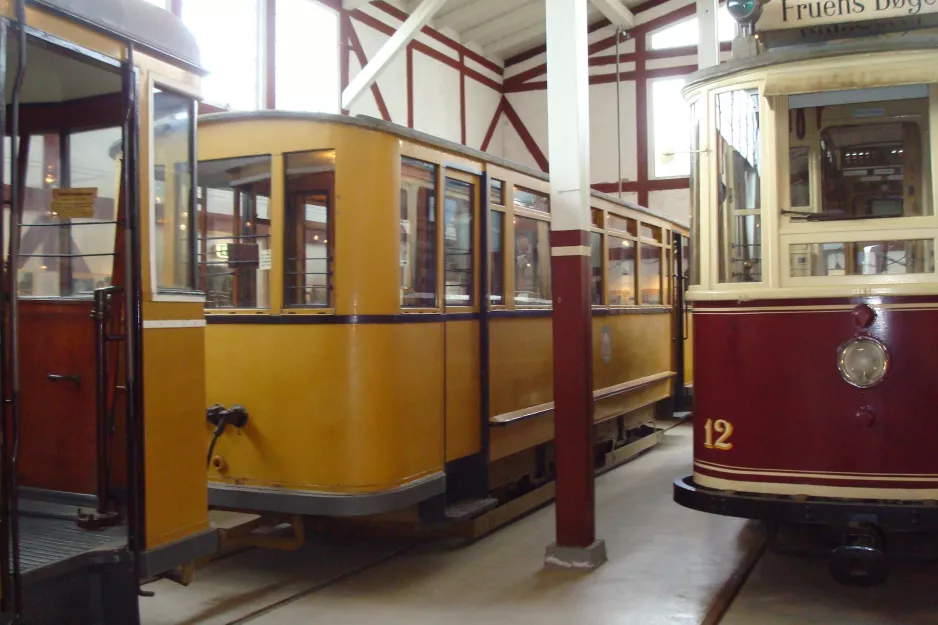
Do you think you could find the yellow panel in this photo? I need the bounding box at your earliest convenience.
[205,324,444,492]
[444,320,480,462]
[197,119,401,315]
[490,416,555,462]
[143,326,209,549]
[591,314,672,391]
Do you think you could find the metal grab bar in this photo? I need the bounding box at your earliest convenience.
[91,286,123,522]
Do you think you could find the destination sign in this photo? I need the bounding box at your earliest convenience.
[760,0,938,30]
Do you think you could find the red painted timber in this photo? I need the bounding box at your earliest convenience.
[502,98,548,172]
[348,19,392,122]
[550,233,596,548]
[479,100,504,152]
[372,0,503,76]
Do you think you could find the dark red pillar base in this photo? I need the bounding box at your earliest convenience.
[549,229,595,548]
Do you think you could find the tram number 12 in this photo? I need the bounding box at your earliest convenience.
[703,419,734,451]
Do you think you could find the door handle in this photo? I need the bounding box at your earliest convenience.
[47,374,81,386]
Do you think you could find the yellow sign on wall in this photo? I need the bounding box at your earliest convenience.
[760,0,938,30]
[51,188,98,219]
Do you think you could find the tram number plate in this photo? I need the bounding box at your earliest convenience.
[703,418,734,451]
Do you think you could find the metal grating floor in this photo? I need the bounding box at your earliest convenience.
[19,514,127,573]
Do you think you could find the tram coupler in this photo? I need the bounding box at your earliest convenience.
[829,516,888,587]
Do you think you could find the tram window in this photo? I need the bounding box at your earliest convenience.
[401,158,438,308]
[641,244,663,305]
[817,117,931,219]
[152,87,197,292]
[590,232,603,305]
[607,236,636,305]
[444,178,474,306]
[690,101,702,286]
[789,147,810,208]
[716,89,762,283]
[608,214,636,236]
[13,130,121,297]
[790,239,935,277]
[514,216,551,305]
[591,208,604,229]
[284,150,334,308]
[197,155,272,309]
[490,179,505,206]
[490,211,505,304]
[514,187,549,214]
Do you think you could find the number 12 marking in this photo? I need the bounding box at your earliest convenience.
[704,418,734,451]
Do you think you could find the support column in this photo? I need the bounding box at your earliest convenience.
[544,0,606,570]
[697,0,720,70]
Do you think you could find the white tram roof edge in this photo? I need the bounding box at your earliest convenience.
[198,109,690,231]
[30,0,202,71]
[681,33,938,99]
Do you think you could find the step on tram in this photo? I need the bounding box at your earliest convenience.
[0,1,215,623]
[674,0,938,586]
[196,112,693,533]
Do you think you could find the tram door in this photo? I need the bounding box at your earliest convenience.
[441,171,486,500]
[9,40,128,508]
[671,231,692,412]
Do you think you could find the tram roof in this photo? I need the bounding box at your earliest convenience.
[31,0,201,71]
[682,33,938,96]
[199,110,689,229]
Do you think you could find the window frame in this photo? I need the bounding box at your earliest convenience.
[197,153,274,310]
[400,156,440,311]
[282,149,335,309]
[606,213,639,307]
[149,74,202,301]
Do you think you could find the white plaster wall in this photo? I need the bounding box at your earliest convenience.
[413,53,461,144]
[348,7,504,151]
[589,81,638,185]
[465,78,500,152]
[353,20,408,125]
[649,188,690,222]
[504,90,547,166]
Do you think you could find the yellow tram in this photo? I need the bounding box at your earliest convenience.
[0,1,215,622]
[198,111,692,525]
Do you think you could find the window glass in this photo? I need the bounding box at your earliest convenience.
[590,232,603,305]
[153,87,195,291]
[143,0,168,8]
[401,158,437,308]
[789,147,810,208]
[182,0,261,110]
[198,155,271,308]
[652,78,690,178]
[607,236,635,305]
[276,0,339,112]
[640,224,661,241]
[649,7,735,49]
[786,96,931,221]
[14,131,121,297]
[490,211,504,305]
[821,120,929,219]
[641,244,663,304]
[608,214,636,235]
[790,240,935,277]
[690,101,702,286]
[444,178,474,306]
[284,150,333,307]
[514,216,550,305]
[490,179,504,206]
[716,88,761,283]
[514,187,549,214]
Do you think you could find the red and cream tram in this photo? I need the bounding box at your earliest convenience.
[673,1,938,584]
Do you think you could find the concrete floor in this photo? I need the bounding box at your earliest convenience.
[143,423,762,625]
[724,537,938,624]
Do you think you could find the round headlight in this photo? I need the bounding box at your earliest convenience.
[837,336,888,388]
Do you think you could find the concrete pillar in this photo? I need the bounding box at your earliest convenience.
[697,0,720,70]
[543,0,606,570]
